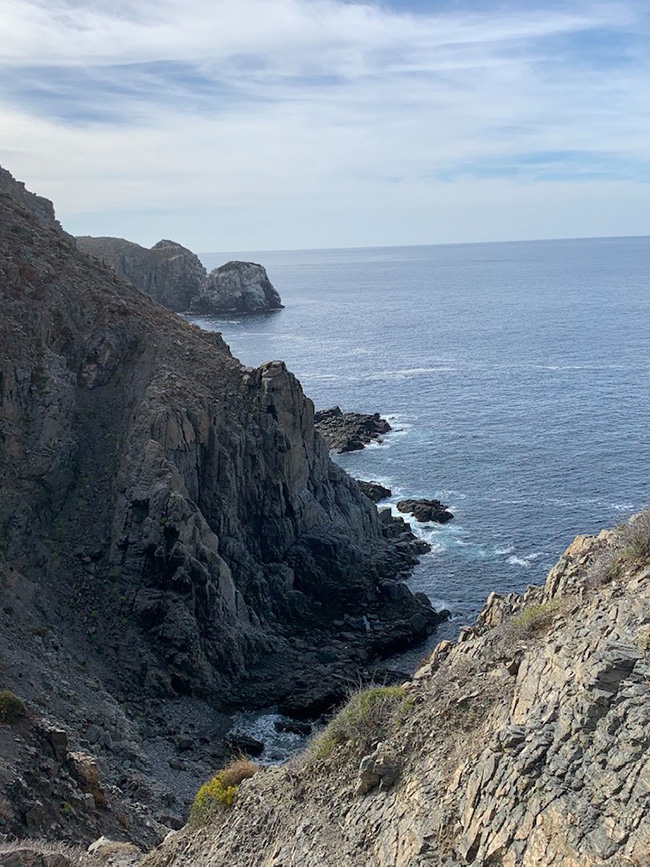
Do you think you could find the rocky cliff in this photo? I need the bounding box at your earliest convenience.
[76,236,283,315]
[144,517,650,866]
[75,236,207,312]
[188,261,283,315]
[0,167,438,842]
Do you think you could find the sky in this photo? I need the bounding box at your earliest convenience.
[1,0,649,251]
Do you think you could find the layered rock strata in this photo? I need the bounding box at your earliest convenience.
[144,521,650,866]
[0,167,439,842]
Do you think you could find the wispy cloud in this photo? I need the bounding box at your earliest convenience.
[0,0,649,248]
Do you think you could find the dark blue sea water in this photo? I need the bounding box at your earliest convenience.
[193,237,650,647]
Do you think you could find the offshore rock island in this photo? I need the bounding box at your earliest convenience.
[1,167,649,866]
[76,235,283,315]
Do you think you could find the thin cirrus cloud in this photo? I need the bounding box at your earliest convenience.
[0,0,649,250]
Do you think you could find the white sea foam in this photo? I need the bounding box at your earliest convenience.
[362,367,456,382]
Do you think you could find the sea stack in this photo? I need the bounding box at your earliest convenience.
[189,260,283,315]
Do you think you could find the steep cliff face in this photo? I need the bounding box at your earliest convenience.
[0,167,438,841]
[145,520,650,866]
[189,261,283,315]
[76,236,207,311]
[76,236,284,316]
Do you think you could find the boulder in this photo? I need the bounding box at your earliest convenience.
[357,480,392,502]
[314,407,391,453]
[396,498,454,524]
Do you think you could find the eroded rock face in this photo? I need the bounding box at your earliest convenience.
[189,261,283,315]
[76,237,207,312]
[0,165,438,841]
[144,526,650,866]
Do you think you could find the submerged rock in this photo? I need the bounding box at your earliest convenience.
[189,261,283,314]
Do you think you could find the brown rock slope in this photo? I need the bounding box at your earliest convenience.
[145,518,650,866]
[0,167,438,841]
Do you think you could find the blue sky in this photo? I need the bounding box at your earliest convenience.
[1,0,649,250]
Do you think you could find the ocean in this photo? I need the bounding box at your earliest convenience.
[192,236,650,655]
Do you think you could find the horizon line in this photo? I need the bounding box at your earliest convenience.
[198,232,650,258]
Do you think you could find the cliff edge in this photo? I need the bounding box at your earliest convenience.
[145,517,650,866]
[0,167,437,843]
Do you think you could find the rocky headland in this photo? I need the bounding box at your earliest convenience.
[0,167,441,845]
[76,236,282,315]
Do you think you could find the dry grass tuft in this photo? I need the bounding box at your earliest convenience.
[190,758,260,827]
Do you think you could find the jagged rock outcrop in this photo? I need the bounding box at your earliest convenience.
[76,237,207,312]
[0,166,61,230]
[144,520,650,866]
[0,166,439,841]
[397,498,454,524]
[357,481,391,503]
[314,407,391,453]
[188,261,283,315]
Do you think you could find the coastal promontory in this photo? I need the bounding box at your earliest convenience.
[0,165,437,843]
[76,236,207,312]
[76,235,283,315]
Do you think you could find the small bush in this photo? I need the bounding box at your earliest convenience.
[0,690,26,724]
[309,685,409,761]
[619,511,650,562]
[512,599,564,636]
[190,758,259,826]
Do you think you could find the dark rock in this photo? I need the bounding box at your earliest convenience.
[224,733,264,757]
[396,498,454,523]
[273,719,312,736]
[278,688,348,721]
[314,407,391,453]
[357,480,392,502]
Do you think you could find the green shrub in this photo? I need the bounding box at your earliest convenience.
[309,685,409,761]
[512,599,564,636]
[190,758,259,827]
[0,690,26,724]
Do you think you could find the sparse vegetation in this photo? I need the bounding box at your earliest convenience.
[0,690,26,724]
[511,599,564,636]
[618,511,650,562]
[190,758,260,826]
[308,685,410,762]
